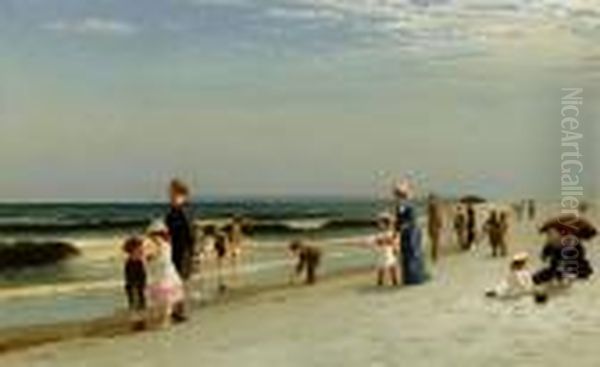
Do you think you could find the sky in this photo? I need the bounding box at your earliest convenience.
[0,0,599,201]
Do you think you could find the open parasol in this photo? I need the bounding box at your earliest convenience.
[539,214,597,240]
[459,195,487,205]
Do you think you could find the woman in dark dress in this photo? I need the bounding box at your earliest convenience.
[165,179,195,322]
[394,181,428,286]
[533,227,592,285]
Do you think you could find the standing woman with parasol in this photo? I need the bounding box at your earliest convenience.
[393,180,428,286]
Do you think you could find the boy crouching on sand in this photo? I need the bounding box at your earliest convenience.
[485,252,533,299]
[289,240,322,285]
[122,237,147,331]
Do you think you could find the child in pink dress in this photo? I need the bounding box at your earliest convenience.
[144,220,184,328]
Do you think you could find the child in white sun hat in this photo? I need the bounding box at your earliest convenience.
[144,219,184,328]
[486,252,533,299]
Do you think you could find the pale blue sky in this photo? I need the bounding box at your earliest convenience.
[1,0,598,201]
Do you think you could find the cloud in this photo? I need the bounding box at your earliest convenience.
[42,18,138,36]
[265,7,345,21]
[275,0,600,60]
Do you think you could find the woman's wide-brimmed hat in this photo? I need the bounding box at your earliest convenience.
[539,214,597,240]
[393,180,412,198]
[459,195,486,205]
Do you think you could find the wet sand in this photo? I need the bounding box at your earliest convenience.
[2,203,600,366]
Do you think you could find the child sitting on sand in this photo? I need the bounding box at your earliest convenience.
[485,252,533,299]
[122,237,147,330]
[372,212,399,286]
[144,220,185,328]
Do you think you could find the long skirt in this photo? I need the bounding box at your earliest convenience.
[400,226,428,285]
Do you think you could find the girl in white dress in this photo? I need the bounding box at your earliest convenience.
[372,212,400,286]
[486,252,533,299]
[144,220,184,328]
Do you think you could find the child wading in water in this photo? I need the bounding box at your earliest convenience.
[289,240,322,285]
[372,213,399,286]
[227,216,245,287]
[214,230,229,293]
[144,220,184,328]
[123,237,147,331]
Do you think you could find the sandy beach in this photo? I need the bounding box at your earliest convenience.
[4,0,597,363]
[1,202,598,366]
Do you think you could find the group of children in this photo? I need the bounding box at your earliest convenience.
[123,217,247,329]
[197,217,246,293]
[123,220,185,330]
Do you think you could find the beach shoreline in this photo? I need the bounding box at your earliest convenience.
[0,264,375,355]
[0,227,467,354]
[2,201,598,366]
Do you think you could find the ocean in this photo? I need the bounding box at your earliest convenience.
[0,198,395,329]
[0,198,391,238]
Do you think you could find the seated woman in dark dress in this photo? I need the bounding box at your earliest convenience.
[533,226,593,285]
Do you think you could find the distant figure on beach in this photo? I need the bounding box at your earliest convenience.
[527,199,536,221]
[483,210,504,257]
[289,240,322,285]
[453,206,467,250]
[122,237,147,330]
[579,201,590,214]
[214,230,229,293]
[372,212,399,287]
[512,201,524,222]
[165,179,195,322]
[228,216,246,285]
[499,211,509,256]
[485,252,533,299]
[465,203,477,250]
[196,224,216,267]
[427,194,443,262]
[394,181,428,286]
[145,220,184,328]
[190,224,205,278]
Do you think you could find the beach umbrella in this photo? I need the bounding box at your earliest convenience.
[459,195,486,205]
[539,214,597,240]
